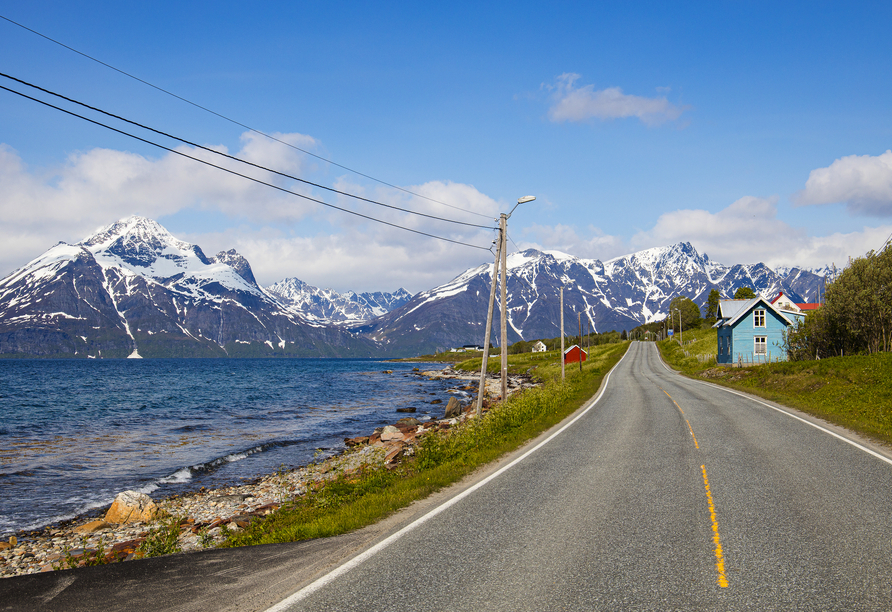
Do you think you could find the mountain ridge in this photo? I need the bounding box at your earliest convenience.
[0,217,827,357]
[361,242,826,355]
[0,217,380,358]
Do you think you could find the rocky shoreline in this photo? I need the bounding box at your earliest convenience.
[0,367,537,579]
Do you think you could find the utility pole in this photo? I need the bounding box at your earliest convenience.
[578,311,582,372]
[499,213,509,402]
[489,195,534,407]
[560,287,565,381]
[475,234,502,417]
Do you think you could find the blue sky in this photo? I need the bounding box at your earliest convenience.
[1,1,891,293]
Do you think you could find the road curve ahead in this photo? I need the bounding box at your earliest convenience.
[272,341,892,611]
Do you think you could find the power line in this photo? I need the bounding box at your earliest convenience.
[0,13,493,220]
[508,233,522,253]
[0,72,494,230]
[0,82,493,251]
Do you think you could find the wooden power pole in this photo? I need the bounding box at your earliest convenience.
[475,232,502,417]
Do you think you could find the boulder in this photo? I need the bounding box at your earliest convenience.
[396,417,421,428]
[104,490,160,524]
[443,396,462,419]
[380,425,404,442]
[396,407,416,413]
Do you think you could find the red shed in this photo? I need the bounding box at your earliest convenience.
[563,344,587,364]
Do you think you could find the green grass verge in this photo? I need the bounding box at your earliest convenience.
[223,341,629,547]
[658,332,892,447]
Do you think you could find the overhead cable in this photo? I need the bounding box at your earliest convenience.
[0,82,493,251]
[0,72,494,230]
[0,14,493,219]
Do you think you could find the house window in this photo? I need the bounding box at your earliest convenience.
[754,336,767,355]
[754,309,766,327]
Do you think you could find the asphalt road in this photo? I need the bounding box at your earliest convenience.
[4,341,892,611]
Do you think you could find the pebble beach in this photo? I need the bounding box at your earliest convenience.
[0,367,536,579]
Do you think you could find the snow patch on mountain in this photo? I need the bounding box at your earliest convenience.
[78,217,262,297]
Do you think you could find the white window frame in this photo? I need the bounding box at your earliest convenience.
[754,336,767,355]
[754,309,766,327]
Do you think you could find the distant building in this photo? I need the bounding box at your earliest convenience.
[563,344,587,364]
[770,291,799,312]
[532,341,547,353]
[770,291,821,314]
[714,297,804,365]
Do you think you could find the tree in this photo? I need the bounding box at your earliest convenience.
[668,296,701,332]
[784,245,892,358]
[704,289,721,321]
[734,286,756,299]
[621,329,628,340]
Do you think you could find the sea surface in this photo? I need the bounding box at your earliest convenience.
[0,358,461,536]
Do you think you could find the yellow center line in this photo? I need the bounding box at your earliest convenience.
[660,387,729,588]
[660,387,699,449]
[701,464,729,588]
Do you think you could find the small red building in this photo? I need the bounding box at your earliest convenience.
[563,344,587,364]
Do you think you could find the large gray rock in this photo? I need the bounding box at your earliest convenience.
[380,425,404,442]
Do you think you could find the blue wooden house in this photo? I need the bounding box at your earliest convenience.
[714,297,805,365]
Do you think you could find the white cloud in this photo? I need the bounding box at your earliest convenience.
[0,131,320,240]
[547,73,689,126]
[213,180,502,292]
[0,139,504,294]
[630,196,889,269]
[795,150,892,216]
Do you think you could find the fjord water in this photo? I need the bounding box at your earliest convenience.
[0,358,455,536]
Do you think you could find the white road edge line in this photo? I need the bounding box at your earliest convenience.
[263,346,633,612]
[654,343,892,468]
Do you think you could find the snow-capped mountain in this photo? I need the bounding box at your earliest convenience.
[0,217,378,358]
[266,278,411,325]
[0,216,829,358]
[362,243,827,355]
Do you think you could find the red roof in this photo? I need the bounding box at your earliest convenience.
[772,291,821,311]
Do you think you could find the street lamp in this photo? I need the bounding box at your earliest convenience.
[499,196,535,401]
[476,195,535,416]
